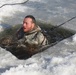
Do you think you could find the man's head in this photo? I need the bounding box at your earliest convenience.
[23,15,36,32]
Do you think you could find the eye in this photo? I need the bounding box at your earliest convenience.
[23,21,27,24]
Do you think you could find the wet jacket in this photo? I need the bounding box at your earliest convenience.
[17,25,48,54]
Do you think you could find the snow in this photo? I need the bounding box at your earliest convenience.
[0,0,76,75]
[0,0,76,30]
[72,34,76,42]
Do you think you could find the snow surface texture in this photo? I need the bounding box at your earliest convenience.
[0,0,76,30]
[0,0,76,75]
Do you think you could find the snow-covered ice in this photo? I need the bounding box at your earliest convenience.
[0,0,76,30]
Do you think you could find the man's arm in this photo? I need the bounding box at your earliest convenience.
[16,27,24,40]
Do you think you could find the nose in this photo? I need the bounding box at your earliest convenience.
[23,23,26,28]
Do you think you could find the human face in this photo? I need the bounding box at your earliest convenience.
[23,18,35,32]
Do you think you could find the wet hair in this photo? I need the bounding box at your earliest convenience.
[25,15,36,24]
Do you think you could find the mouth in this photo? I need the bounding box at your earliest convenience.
[23,27,26,29]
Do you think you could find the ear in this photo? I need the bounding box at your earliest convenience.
[32,23,35,28]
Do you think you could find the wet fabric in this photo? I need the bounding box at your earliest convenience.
[16,26,48,54]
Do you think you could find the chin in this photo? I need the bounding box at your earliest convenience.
[24,30,29,32]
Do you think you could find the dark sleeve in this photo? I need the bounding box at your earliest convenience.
[16,27,24,40]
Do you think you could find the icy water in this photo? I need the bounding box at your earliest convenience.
[0,0,76,75]
[0,23,75,59]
